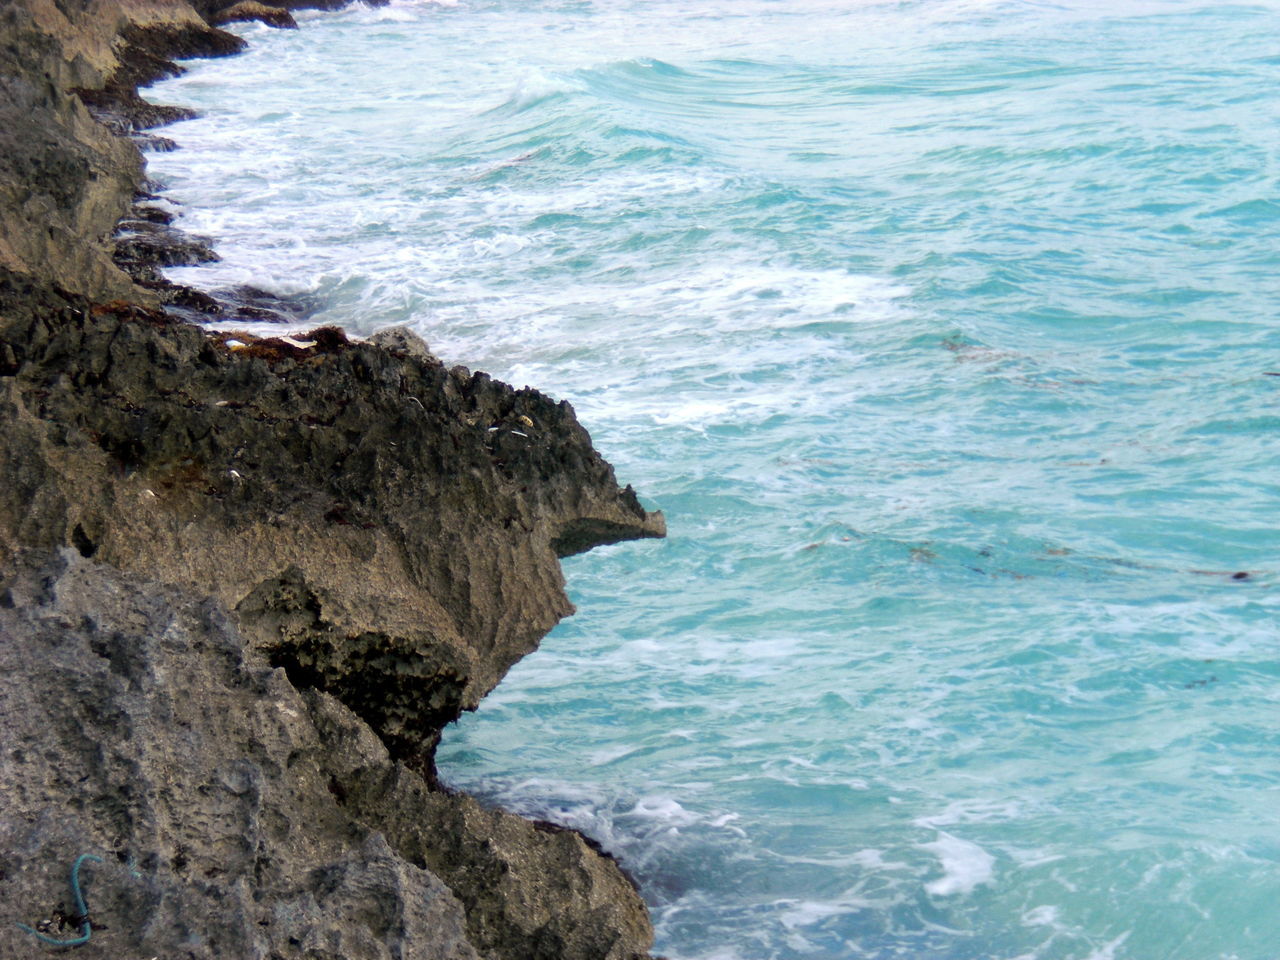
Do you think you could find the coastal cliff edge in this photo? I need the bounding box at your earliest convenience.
[0,2,666,958]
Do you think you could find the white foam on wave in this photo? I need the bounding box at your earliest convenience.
[335,1,435,24]
[660,264,911,333]
[496,67,584,111]
[913,798,1023,828]
[469,232,530,257]
[476,164,724,220]
[467,269,911,430]
[440,772,749,866]
[776,896,871,929]
[624,795,700,831]
[1004,845,1066,869]
[773,848,910,871]
[919,831,996,896]
[1022,904,1064,929]
[586,744,635,766]
[648,397,757,429]
[1082,932,1132,960]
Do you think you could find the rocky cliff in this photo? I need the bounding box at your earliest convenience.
[0,3,665,957]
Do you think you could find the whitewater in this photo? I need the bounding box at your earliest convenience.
[149,1,1280,957]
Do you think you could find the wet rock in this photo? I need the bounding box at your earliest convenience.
[212,1,300,28]
[114,220,221,270]
[111,217,226,312]
[144,280,225,314]
[0,1,242,304]
[129,202,177,225]
[212,283,318,323]
[132,131,179,152]
[371,324,440,362]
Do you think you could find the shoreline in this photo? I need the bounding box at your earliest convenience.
[0,2,665,958]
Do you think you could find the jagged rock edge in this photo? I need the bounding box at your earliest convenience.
[2,1,670,960]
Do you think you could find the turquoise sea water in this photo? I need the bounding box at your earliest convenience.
[149,2,1280,957]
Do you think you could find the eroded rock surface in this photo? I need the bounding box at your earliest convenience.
[0,0,245,304]
[1,552,652,960]
[0,0,666,956]
[0,551,481,960]
[0,291,663,765]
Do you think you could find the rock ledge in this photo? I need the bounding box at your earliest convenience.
[0,3,665,958]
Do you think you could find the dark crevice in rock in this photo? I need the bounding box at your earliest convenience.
[234,565,471,770]
[71,522,97,557]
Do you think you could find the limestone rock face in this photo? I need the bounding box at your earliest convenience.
[0,294,662,958]
[0,294,664,765]
[0,550,646,960]
[0,2,143,303]
[0,0,666,957]
[0,552,480,960]
[0,0,244,304]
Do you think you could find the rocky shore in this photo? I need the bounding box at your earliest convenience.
[0,2,665,957]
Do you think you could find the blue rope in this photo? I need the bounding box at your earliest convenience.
[15,853,103,948]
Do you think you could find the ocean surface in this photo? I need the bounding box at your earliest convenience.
[149,2,1280,957]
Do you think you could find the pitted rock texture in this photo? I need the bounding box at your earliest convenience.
[0,2,665,957]
[0,551,480,960]
[338,769,656,960]
[0,286,663,767]
[0,0,244,304]
[0,552,652,960]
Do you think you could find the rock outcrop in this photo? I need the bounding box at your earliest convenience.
[0,0,244,305]
[0,1,665,958]
[1,550,655,959]
[211,2,299,29]
[1,551,482,960]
